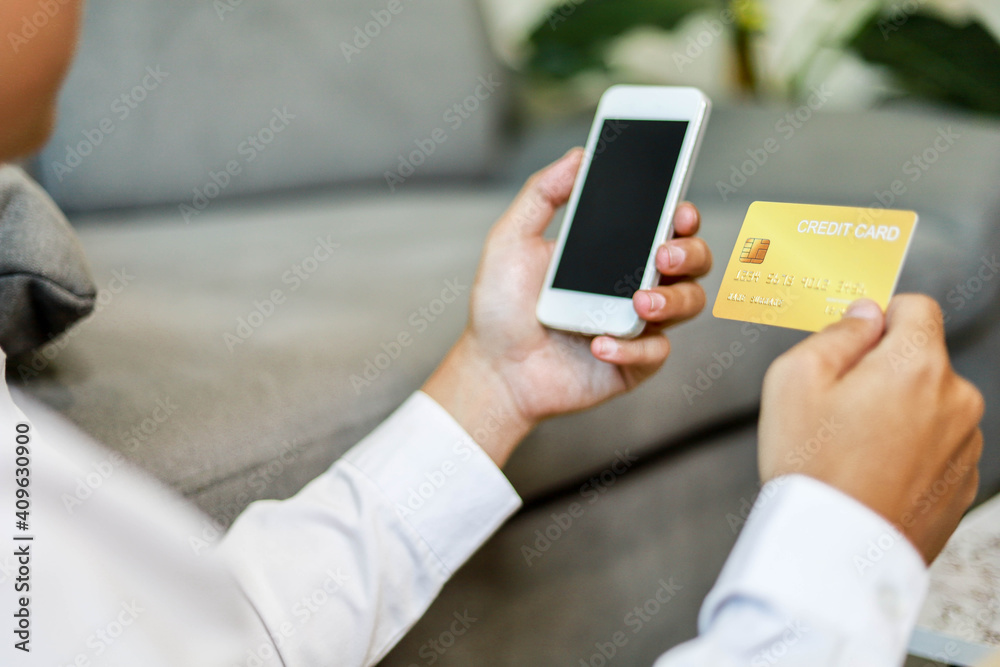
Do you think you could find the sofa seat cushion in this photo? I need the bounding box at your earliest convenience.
[13,159,997,516]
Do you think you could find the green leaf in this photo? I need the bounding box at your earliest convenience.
[848,11,1000,116]
[525,0,719,80]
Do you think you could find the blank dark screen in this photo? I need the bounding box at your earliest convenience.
[552,119,688,298]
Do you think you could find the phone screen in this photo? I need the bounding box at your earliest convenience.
[552,119,689,298]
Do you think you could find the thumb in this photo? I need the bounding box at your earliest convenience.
[498,148,583,238]
[793,299,886,380]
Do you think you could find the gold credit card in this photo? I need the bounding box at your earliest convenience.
[713,201,918,332]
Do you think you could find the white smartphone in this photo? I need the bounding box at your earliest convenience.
[536,85,711,339]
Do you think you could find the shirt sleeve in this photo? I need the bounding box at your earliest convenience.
[217,391,522,667]
[653,474,929,667]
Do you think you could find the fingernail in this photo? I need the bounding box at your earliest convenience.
[559,147,581,163]
[844,299,882,321]
[641,291,666,312]
[667,244,685,269]
[596,337,617,356]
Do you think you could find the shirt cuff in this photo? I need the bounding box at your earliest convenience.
[701,474,929,662]
[343,391,522,574]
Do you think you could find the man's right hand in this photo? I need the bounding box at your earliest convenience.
[759,295,984,564]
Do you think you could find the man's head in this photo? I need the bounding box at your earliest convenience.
[0,0,83,161]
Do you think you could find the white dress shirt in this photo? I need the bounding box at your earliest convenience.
[0,352,927,666]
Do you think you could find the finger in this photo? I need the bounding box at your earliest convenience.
[634,281,706,324]
[964,428,984,471]
[880,293,947,356]
[591,331,671,368]
[673,202,701,237]
[922,449,980,563]
[869,295,948,377]
[497,148,584,239]
[962,430,983,504]
[780,298,886,382]
[962,463,981,510]
[952,377,986,438]
[947,433,981,518]
[655,237,713,278]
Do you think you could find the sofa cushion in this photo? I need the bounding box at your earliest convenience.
[10,189,998,526]
[37,0,508,212]
[0,166,95,357]
[13,107,1000,518]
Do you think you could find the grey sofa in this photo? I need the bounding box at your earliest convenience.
[15,1,1000,664]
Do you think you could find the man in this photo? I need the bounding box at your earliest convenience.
[0,1,984,665]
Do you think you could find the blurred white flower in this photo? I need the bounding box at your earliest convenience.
[478,0,1000,112]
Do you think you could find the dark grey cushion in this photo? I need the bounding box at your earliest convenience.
[0,166,95,358]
